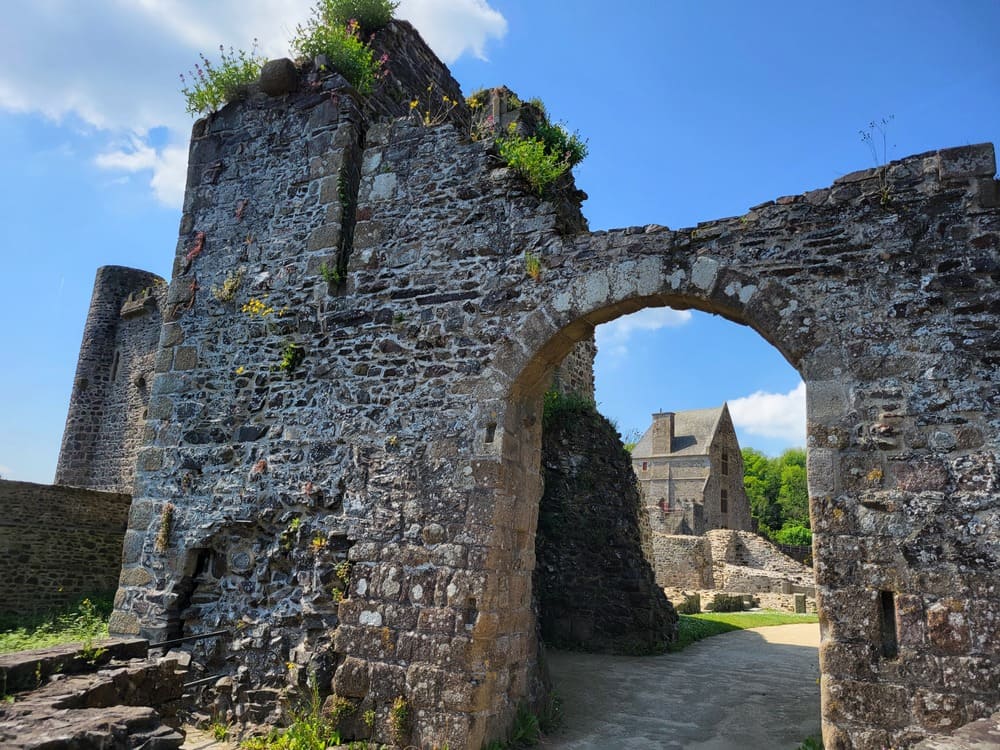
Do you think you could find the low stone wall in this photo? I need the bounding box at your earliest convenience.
[0,480,130,616]
[664,588,818,614]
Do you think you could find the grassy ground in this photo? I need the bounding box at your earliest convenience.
[0,595,111,654]
[671,610,819,652]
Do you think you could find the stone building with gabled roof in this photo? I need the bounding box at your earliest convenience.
[631,404,752,536]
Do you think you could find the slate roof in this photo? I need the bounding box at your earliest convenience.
[632,404,728,458]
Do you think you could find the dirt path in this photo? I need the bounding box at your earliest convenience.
[541,623,821,750]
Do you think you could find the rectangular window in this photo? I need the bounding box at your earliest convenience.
[642,461,648,472]
[721,451,729,476]
[720,489,728,513]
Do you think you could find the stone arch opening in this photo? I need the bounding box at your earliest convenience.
[494,284,825,716]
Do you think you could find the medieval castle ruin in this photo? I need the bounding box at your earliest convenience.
[2,16,999,750]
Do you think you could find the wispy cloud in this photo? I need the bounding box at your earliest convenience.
[595,307,693,358]
[729,381,806,445]
[0,0,507,208]
[398,0,508,62]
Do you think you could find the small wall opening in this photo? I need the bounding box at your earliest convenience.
[879,590,899,660]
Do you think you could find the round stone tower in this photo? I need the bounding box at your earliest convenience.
[55,265,165,492]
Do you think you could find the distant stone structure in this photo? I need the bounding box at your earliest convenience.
[0,480,130,616]
[30,16,1000,749]
[55,266,166,494]
[631,405,753,534]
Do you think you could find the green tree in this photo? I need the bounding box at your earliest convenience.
[742,447,810,539]
[777,462,809,526]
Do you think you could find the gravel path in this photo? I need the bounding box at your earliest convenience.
[541,623,822,750]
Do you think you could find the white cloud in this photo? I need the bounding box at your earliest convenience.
[595,307,693,358]
[0,0,506,207]
[729,381,806,445]
[397,0,507,62]
[0,464,12,479]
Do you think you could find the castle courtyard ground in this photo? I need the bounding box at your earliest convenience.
[543,623,821,750]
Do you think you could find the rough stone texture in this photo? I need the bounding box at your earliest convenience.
[42,18,994,748]
[549,335,596,400]
[914,710,1000,749]
[0,480,131,616]
[0,650,184,749]
[0,638,148,692]
[632,404,753,535]
[55,266,166,493]
[258,58,299,97]
[649,528,814,594]
[535,405,677,653]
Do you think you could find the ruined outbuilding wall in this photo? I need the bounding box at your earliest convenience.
[101,15,1000,747]
[56,266,165,493]
[535,404,677,653]
[550,335,596,400]
[0,480,130,616]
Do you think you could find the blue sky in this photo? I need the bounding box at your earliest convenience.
[1,1,998,483]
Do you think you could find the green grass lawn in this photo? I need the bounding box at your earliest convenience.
[671,610,819,652]
[0,596,111,654]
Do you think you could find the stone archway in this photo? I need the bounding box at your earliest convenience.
[103,23,998,748]
[483,145,1000,749]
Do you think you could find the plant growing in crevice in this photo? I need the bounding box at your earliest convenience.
[242,296,276,319]
[319,261,342,287]
[212,268,244,303]
[497,117,588,195]
[860,115,894,207]
[388,695,410,745]
[409,83,458,126]
[292,13,388,94]
[180,42,265,116]
[155,502,175,552]
[278,342,305,373]
[524,251,542,281]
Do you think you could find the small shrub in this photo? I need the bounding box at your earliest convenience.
[292,17,386,94]
[542,390,596,426]
[497,131,569,195]
[508,704,540,746]
[279,342,305,373]
[319,261,342,286]
[709,593,745,613]
[180,42,265,116]
[310,0,398,32]
[533,119,588,168]
[240,675,340,749]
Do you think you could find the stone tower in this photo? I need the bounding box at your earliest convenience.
[56,266,165,493]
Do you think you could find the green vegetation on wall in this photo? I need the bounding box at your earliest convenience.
[742,447,811,545]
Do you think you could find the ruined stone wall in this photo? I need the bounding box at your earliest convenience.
[98,17,1000,746]
[535,404,676,653]
[0,480,130,616]
[708,529,814,587]
[550,335,596,400]
[647,533,713,589]
[56,266,165,493]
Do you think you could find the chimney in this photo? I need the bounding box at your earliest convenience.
[651,411,675,454]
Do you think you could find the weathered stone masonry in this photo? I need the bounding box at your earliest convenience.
[0,480,130,615]
[56,266,166,494]
[92,19,1000,749]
